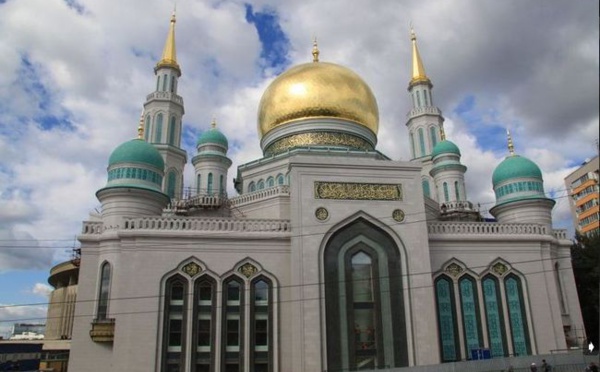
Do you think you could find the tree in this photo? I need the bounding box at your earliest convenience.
[571,232,600,350]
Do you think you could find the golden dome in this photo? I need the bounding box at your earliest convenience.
[257,62,379,138]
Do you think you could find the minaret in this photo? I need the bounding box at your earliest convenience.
[143,11,187,200]
[405,27,445,201]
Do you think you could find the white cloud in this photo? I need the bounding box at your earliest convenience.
[32,283,53,298]
[0,304,48,338]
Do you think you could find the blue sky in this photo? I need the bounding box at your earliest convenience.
[0,0,598,337]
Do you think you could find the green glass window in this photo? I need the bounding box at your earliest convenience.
[418,128,426,157]
[168,116,177,146]
[430,126,437,147]
[207,173,213,195]
[435,276,458,362]
[443,182,449,202]
[459,276,482,356]
[422,179,431,198]
[504,276,530,356]
[156,113,163,143]
[483,276,506,357]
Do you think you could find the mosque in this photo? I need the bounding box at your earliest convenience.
[68,13,586,372]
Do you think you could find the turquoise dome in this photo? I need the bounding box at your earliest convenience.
[197,128,228,149]
[492,155,542,187]
[108,139,164,170]
[431,140,461,158]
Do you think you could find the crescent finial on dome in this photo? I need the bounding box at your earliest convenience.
[506,128,515,156]
[312,37,320,63]
[137,112,145,140]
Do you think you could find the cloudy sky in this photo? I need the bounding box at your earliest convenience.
[0,0,598,336]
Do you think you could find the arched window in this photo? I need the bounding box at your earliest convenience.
[222,277,244,372]
[257,180,265,190]
[435,275,459,362]
[454,181,460,201]
[422,179,431,198]
[162,74,168,91]
[145,115,151,142]
[324,218,408,370]
[168,116,177,146]
[410,132,415,159]
[554,263,566,314]
[197,174,201,194]
[155,114,163,143]
[97,262,111,320]
[418,128,426,157]
[251,277,273,371]
[156,76,160,91]
[276,174,284,185]
[423,90,428,106]
[193,276,216,372]
[207,173,213,195]
[504,275,531,356]
[416,91,421,107]
[167,171,177,199]
[266,177,274,188]
[248,182,256,193]
[443,182,449,202]
[430,126,438,147]
[170,76,175,93]
[459,275,482,356]
[482,276,507,357]
[219,175,224,195]
[161,275,188,372]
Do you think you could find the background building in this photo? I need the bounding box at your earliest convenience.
[565,155,600,236]
[67,16,586,372]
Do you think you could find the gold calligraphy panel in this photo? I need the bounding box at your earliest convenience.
[314,182,402,201]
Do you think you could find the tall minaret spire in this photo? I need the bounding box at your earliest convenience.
[409,27,431,89]
[506,129,515,156]
[155,10,181,76]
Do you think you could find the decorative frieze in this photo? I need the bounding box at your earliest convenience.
[314,182,403,201]
[444,263,464,277]
[492,262,508,276]
[238,263,259,278]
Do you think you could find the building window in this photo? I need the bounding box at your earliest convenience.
[145,115,151,142]
[171,76,176,93]
[482,276,507,357]
[167,171,177,199]
[197,174,201,194]
[435,276,459,362]
[266,177,274,188]
[97,262,111,320]
[276,174,284,185]
[443,182,449,202]
[162,74,168,91]
[162,275,188,372]
[504,275,530,356]
[459,276,482,356]
[250,278,273,372]
[430,126,437,147]
[222,277,244,372]
[324,218,408,370]
[257,180,265,190]
[219,175,224,195]
[410,132,415,159]
[416,91,421,107]
[193,276,216,372]
[454,181,460,201]
[422,179,431,198]
[168,117,177,146]
[418,128,425,157]
[554,263,567,314]
[156,114,164,143]
[207,173,213,195]
[248,182,256,193]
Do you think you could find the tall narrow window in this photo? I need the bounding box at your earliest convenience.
[504,275,530,356]
[197,174,202,194]
[162,276,188,372]
[251,278,273,372]
[430,126,438,147]
[162,74,168,91]
[554,263,566,314]
[454,181,460,201]
[416,91,421,107]
[97,262,111,320]
[222,278,244,372]
[443,182,449,202]
[145,115,151,142]
[435,276,459,362]
[171,76,176,93]
[267,177,274,188]
[418,128,425,157]
[168,117,177,146]
[219,175,224,195]
[422,180,431,198]
[257,180,265,190]
[276,174,284,185]
[207,173,213,195]
[248,182,256,193]
[459,276,482,356]
[193,276,216,372]
[167,171,177,199]
[409,132,415,159]
[423,90,429,106]
[483,276,507,357]
[156,114,164,143]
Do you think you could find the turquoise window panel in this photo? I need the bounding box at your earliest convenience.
[483,277,506,357]
[145,115,151,142]
[418,128,426,157]
[455,181,460,201]
[422,180,431,198]
[459,277,482,355]
[430,126,437,147]
[410,132,416,158]
[276,174,284,185]
[505,277,530,356]
[443,182,449,202]
[167,172,176,198]
[436,277,458,362]
[155,114,163,143]
[168,117,176,146]
[207,173,213,194]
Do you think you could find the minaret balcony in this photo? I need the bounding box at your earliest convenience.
[146,91,183,106]
[89,318,115,342]
[439,201,481,221]
[406,106,441,119]
[170,191,228,215]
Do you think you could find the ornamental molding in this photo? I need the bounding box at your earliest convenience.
[182,262,202,277]
[315,207,329,221]
[314,182,403,201]
[492,262,509,276]
[265,132,372,156]
[444,263,464,277]
[238,263,259,278]
[392,209,405,222]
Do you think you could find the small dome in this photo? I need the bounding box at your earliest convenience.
[431,140,461,158]
[108,139,164,170]
[492,155,542,187]
[197,127,228,149]
[257,62,379,138]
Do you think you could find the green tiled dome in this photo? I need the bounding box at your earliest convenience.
[197,128,228,149]
[431,140,461,158]
[492,155,542,187]
[108,139,164,170]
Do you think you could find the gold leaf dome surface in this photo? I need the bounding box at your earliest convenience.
[257,62,379,138]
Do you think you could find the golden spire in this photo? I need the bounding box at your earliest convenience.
[211,116,217,129]
[155,10,181,75]
[137,112,145,139]
[312,37,320,63]
[440,126,446,141]
[506,128,515,156]
[409,26,431,88]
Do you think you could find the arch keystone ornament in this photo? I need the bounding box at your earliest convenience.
[492,262,508,276]
[182,262,202,277]
[315,207,329,221]
[445,262,463,277]
[238,262,259,278]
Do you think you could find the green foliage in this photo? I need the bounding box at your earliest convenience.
[571,232,600,348]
